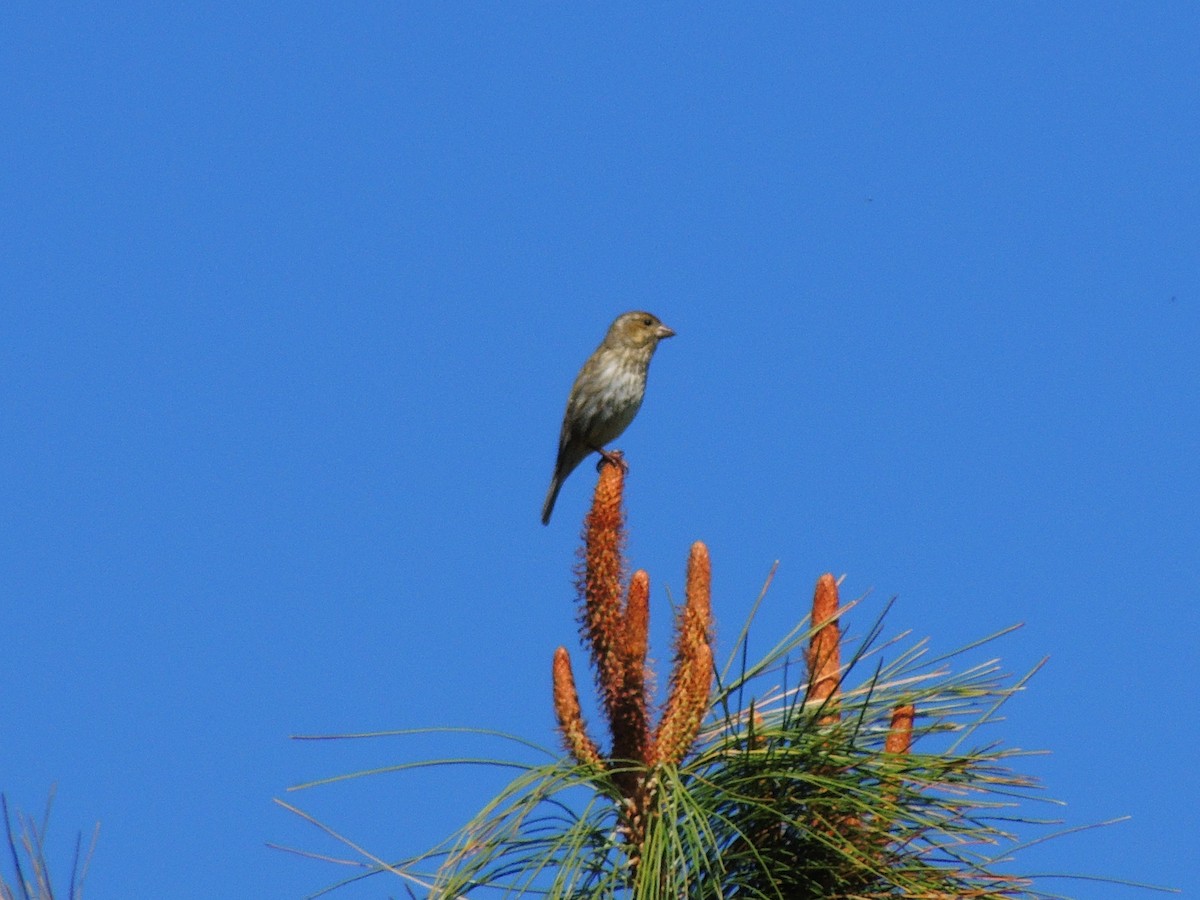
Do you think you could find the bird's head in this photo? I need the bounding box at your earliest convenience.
[607,311,676,350]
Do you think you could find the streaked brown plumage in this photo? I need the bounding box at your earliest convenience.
[541,311,675,525]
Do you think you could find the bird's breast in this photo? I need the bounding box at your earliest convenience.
[571,352,649,445]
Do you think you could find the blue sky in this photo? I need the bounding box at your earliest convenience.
[2,3,1197,897]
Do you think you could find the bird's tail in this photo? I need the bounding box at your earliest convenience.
[541,475,563,525]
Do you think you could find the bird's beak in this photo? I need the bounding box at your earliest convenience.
[656,324,676,339]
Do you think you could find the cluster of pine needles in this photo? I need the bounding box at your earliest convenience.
[278,457,1135,899]
[0,788,97,900]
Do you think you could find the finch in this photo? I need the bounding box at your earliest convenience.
[541,311,675,525]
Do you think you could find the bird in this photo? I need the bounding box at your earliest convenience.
[541,311,675,525]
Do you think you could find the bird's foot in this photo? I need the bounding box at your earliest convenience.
[594,447,628,473]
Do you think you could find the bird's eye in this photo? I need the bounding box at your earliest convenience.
[643,317,652,326]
